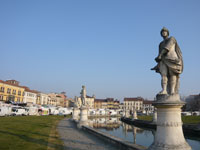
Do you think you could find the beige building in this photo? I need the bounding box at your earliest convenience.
[23,87,38,105]
[57,92,68,107]
[37,93,51,105]
[48,93,63,106]
[124,97,144,112]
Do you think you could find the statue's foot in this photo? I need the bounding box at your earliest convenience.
[170,92,175,95]
[158,90,168,95]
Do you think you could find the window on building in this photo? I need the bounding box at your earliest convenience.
[0,95,3,100]
[18,91,21,96]
[7,88,11,94]
[12,89,16,95]
[0,87,5,92]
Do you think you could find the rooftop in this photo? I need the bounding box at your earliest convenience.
[124,97,144,102]
[0,80,25,89]
[143,100,153,104]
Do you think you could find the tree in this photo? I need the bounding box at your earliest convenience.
[185,94,200,111]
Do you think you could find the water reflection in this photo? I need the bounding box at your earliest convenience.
[88,117,121,130]
[88,117,200,150]
[122,122,143,144]
[88,117,154,147]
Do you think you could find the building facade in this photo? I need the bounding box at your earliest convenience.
[94,98,120,109]
[124,97,144,112]
[94,99,105,109]
[23,87,38,105]
[37,93,51,105]
[143,100,154,114]
[57,92,68,107]
[48,93,65,106]
[0,80,25,102]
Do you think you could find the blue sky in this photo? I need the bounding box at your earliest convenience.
[0,0,200,101]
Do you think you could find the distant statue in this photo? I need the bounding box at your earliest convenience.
[74,96,79,108]
[80,85,86,106]
[151,27,183,95]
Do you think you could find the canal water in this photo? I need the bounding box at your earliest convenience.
[88,117,200,150]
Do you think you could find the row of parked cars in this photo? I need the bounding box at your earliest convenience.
[181,111,200,116]
[0,102,73,117]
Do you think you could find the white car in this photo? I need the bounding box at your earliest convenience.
[0,106,11,116]
[59,107,72,115]
[11,107,26,116]
[49,107,58,115]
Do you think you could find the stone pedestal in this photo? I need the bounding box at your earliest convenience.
[148,94,191,150]
[78,106,88,128]
[72,107,79,122]
[125,109,130,118]
[133,110,137,120]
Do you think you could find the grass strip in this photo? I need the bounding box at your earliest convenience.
[47,115,71,150]
[47,119,63,150]
[0,115,65,150]
[138,115,200,124]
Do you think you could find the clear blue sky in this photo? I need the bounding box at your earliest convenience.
[0,0,200,101]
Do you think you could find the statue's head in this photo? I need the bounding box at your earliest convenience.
[160,27,169,38]
[82,85,85,89]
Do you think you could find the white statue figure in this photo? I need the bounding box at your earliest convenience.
[151,27,183,95]
[74,96,79,108]
[80,85,86,106]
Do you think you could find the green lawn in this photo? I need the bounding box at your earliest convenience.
[0,115,66,150]
[182,116,200,124]
[138,116,153,121]
[138,115,200,124]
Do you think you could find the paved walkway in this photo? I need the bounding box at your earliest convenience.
[57,118,117,150]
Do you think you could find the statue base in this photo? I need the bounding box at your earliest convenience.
[148,94,191,150]
[156,94,181,103]
[133,110,137,120]
[72,107,80,122]
[125,110,130,118]
[78,106,88,128]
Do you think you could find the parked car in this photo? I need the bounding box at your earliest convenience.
[11,107,26,116]
[28,106,38,115]
[38,107,49,116]
[0,106,12,116]
[58,107,72,116]
[49,107,58,115]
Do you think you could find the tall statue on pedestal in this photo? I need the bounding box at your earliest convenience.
[148,28,191,150]
[151,27,183,95]
[78,85,88,128]
[80,85,86,106]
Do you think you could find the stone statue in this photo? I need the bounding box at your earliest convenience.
[74,96,79,108]
[80,85,86,106]
[151,27,183,95]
